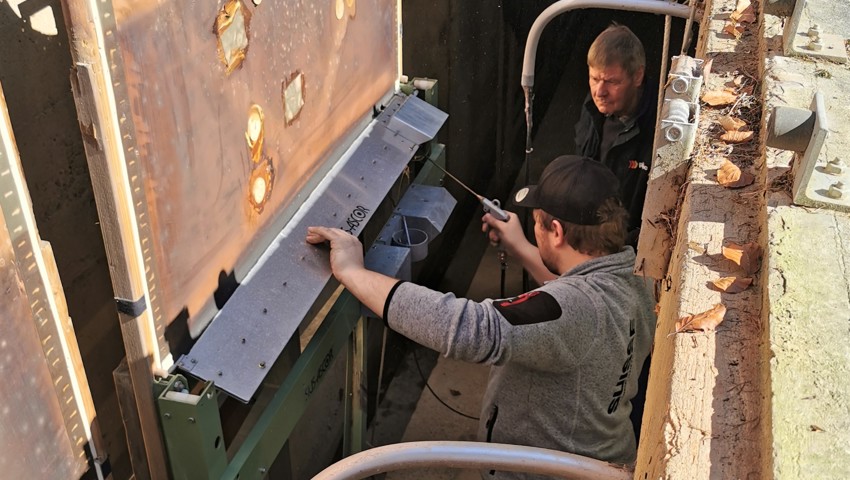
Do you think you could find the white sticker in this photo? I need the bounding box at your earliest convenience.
[514,187,529,203]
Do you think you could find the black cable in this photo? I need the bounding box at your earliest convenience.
[411,346,479,421]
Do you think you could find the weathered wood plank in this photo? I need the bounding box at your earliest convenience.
[58,0,169,473]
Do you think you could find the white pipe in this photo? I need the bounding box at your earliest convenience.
[312,441,633,480]
[522,0,693,87]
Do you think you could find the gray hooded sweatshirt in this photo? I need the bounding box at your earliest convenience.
[384,247,655,478]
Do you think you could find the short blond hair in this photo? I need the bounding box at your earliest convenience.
[587,24,645,76]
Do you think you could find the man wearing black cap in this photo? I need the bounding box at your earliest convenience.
[306,155,655,475]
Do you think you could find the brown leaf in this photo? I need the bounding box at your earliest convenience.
[719,115,747,131]
[702,89,738,106]
[721,130,754,143]
[723,22,745,39]
[738,11,756,24]
[675,304,727,333]
[722,241,763,275]
[709,276,753,293]
[717,159,755,188]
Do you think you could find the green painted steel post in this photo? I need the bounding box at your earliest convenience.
[156,375,227,479]
[223,291,361,480]
[343,316,367,456]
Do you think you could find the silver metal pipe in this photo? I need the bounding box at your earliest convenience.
[312,441,633,480]
[521,0,693,87]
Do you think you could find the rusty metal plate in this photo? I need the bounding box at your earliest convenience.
[179,94,448,402]
[95,0,399,347]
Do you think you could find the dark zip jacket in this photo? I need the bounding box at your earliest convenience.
[574,83,657,232]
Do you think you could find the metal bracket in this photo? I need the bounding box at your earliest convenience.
[767,92,849,212]
[782,0,848,63]
[666,56,704,103]
[659,98,700,157]
[156,375,227,480]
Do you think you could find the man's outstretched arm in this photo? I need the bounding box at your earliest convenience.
[305,226,399,318]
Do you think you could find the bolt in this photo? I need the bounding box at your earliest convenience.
[808,38,823,51]
[217,371,222,376]
[824,158,844,175]
[190,358,197,364]
[259,467,267,474]
[164,413,171,420]
[262,307,268,314]
[807,24,820,40]
[188,417,196,424]
[259,361,266,369]
[241,338,247,344]
[174,381,185,391]
[827,181,844,199]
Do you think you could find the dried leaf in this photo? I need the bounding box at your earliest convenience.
[723,22,745,39]
[717,159,755,188]
[722,241,763,275]
[719,115,747,131]
[721,130,754,143]
[702,58,714,77]
[675,304,727,333]
[702,89,738,106]
[709,276,753,293]
[738,11,756,24]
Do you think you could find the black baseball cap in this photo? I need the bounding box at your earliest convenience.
[512,155,621,225]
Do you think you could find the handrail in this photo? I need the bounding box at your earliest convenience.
[312,441,633,480]
[521,0,693,87]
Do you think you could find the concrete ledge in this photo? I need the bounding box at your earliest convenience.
[761,8,850,479]
[636,0,769,477]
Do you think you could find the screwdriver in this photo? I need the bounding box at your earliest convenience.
[426,158,509,222]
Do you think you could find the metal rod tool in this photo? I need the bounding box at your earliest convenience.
[425,158,509,222]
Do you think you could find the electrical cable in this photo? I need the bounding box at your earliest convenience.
[411,346,479,421]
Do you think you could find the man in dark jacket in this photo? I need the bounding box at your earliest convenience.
[575,24,656,235]
[308,156,655,478]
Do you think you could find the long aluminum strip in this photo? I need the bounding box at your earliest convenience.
[179,94,447,402]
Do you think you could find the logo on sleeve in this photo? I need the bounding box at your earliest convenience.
[493,291,562,326]
[628,160,649,171]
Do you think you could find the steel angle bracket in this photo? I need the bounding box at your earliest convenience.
[782,0,847,63]
[178,93,448,402]
[768,92,849,212]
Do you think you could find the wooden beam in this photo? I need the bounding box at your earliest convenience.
[114,359,151,480]
[57,1,169,476]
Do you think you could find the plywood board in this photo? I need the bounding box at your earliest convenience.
[99,0,398,342]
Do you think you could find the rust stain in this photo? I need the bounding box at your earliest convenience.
[213,0,252,75]
[281,71,305,127]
